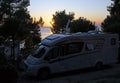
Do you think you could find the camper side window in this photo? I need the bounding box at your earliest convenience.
[62,42,84,55]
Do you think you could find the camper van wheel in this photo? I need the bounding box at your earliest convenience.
[95,62,103,69]
[37,69,50,80]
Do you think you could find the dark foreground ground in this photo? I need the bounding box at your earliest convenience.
[17,63,120,83]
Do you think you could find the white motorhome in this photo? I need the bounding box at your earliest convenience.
[24,31,119,79]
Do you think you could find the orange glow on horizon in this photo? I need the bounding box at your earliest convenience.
[33,14,106,27]
[43,18,104,27]
[31,16,52,27]
[75,13,107,26]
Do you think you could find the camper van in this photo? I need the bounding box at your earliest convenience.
[24,31,119,79]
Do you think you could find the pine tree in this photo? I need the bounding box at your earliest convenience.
[108,0,120,16]
[0,0,41,59]
[102,0,120,36]
[0,0,31,39]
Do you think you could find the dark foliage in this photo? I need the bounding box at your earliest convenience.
[51,10,74,33]
[70,17,95,33]
[51,10,95,33]
[102,0,120,37]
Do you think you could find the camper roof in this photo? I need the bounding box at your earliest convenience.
[41,34,70,46]
[41,32,118,47]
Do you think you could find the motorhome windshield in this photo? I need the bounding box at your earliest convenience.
[32,45,47,58]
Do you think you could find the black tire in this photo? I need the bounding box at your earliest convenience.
[37,69,50,80]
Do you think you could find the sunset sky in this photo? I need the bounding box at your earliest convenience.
[28,0,112,27]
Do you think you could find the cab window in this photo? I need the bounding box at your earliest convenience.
[32,45,46,58]
[44,47,60,60]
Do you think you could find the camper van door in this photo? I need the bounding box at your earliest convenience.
[44,46,67,73]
